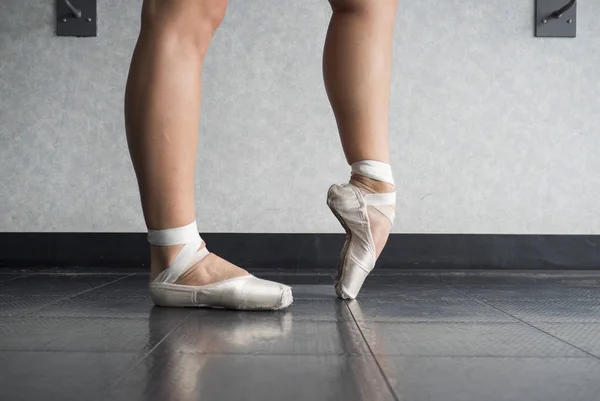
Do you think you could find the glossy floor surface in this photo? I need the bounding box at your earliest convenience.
[1,269,600,401]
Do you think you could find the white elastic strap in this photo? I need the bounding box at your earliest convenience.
[364,192,396,225]
[364,192,396,206]
[159,243,209,284]
[148,221,200,246]
[351,160,395,186]
[147,221,209,284]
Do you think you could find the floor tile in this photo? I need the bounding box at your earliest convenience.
[0,294,64,316]
[356,284,465,299]
[440,274,530,286]
[358,322,586,356]
[84,274,149,293]
[0,274,28,283]
[455,285,600,301]
[535,323,600,358]
[291,284,337,299]
[443,273,600,287]
[347,296,515,322]
[29,291,155,318]
[159,312,369,355]
[382,356,600,401]
[486,299,600,323]
[0,351,139,401]
[103,354,394,401]
[0,270,29,274]
[0,308,189,352]
[364,273,441,285]
[0,274,127,297]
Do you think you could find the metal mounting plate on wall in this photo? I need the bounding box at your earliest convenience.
[56,0,97,37]
[536,0,577,38]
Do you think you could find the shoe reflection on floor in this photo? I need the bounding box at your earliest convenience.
[137,300,391,401]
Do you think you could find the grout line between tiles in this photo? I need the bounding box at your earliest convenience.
[95,310,193,401]
[450,285,600,362]
[19,273,137,317]
[0,273,34,284]
[366,354,595,359]
[344,300,400,401]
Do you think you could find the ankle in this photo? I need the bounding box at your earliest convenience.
[150,244,183,280]
[151,244,181,266]
[350,175,395,194]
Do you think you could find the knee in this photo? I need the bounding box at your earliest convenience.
[328,0,397,14]
[140,0,228,56]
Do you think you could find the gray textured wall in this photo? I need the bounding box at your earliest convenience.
[1,0,599,234]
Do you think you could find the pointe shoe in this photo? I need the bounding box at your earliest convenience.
[148,221,293,310]
[327,183,395,300]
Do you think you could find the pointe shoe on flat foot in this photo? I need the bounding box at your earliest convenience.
[327,183,395,300]
[147,221,293,311]
[150,275,293,310]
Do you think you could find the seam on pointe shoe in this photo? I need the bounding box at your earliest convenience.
[346,253,374,274]
[333,184,377,264]
[351,184,377,261]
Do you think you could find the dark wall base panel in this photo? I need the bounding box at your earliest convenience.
[1,233,599,270]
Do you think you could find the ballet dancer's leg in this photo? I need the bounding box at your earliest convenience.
[323,0,398,299]
[125,0,291,309]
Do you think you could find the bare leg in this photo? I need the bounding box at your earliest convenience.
[324,0,398,259]
[125,0,249,286]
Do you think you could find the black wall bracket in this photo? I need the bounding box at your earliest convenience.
[56,0,97,37]
[536,0,577,38]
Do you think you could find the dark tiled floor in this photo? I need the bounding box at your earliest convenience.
[0,270,600,401]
